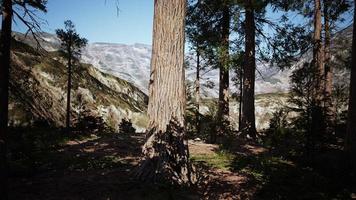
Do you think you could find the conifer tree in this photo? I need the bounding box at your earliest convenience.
[345,0,356,166]
[56,20,87,133]
[0,1,47,198]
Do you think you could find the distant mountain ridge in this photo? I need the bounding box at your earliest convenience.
[9,34,148,130]
[13,25,352,98]
[13,31,293,96]
[11,25,352,130]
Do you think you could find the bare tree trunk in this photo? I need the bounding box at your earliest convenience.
[323,0,334,129]
[310,0,325,149]
[313,0,324,95]
[241,0,257,137]
[324,0,332,100]
[238,66,243,131]
[66,48,72,133]
[135,0,194,185]
[215,1,230,143]
[195,48,201,135]
[0,0,12,198]
[345,0,356,165]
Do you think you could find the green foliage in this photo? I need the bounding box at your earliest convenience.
[119,118,136,134]
[288,63,319,140]
[264,108,304,157]
[186,98,219,141]
[74,108,108,134]
[56,20,88,60]
[267,23,312,70]
[265,108,291,145]
[191,150,235,171]
[14,0,48,12]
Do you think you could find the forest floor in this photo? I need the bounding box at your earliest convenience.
[7,128,356,200]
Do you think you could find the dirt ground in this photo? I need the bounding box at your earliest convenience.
[8,132,265,200]
[8,131,356,200]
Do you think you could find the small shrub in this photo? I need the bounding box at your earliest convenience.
[74,109,108,134]
[119,118,136,134]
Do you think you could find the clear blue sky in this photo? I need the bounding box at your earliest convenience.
[12,1,353,45]
[13,0,154,45]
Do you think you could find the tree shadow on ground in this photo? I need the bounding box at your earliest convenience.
[228,138,356,200]
[8,127,199,200]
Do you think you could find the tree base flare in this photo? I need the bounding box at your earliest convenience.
[134,120,196,185]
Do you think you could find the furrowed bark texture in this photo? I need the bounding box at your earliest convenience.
[241,0,257,137]
[345,0,356,162]
[136,0,194,185]
[0,0,12,198]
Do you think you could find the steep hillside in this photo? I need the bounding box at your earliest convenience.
[9,38,148,130]
[10,25,351,132]
[82,43,290,96]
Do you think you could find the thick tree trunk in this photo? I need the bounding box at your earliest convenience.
[135,0,194,185]
[66,49,72,132]
[195,49,201,135]
[345,0,356,164]
[215,1,230,143]
[241,0,257,137]
[310,0,325,148]
[0,0,12,198]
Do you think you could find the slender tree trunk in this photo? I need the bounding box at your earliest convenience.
[195,48,201,135]
[135,0,194,184]
[324,0,332,100]
[310,0,325,148]
[215,1,230,143]
[241,0,257,137]
[345,0,356,165]
[0,0,12,198]
[66,48,72,133]
[323,0,334,129]
[313,0,324,94]
[238,66,243,131]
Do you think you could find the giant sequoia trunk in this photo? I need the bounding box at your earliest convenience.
[310,0,325,146]
[0,0,12,198]
[135,0,194,184]
[241,0,257,137]
[215,1,230,142]
[345,0,356,164]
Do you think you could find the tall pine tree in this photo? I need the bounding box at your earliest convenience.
[56,20,88,133]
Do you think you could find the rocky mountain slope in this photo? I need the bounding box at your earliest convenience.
[11,25,351,131]
[82,43,291,96]
[9,37,148,131]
